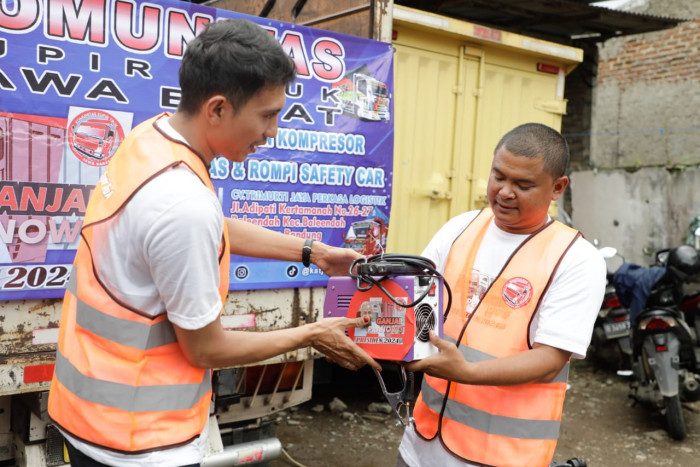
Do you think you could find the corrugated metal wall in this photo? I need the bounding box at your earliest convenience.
[388,17,572,254]
[390,27,479,255]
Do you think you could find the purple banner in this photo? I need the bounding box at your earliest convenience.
[0,0,394,299]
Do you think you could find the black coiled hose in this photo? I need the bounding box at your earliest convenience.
[348,253,452,319]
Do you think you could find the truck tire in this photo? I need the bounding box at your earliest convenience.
[664,395,686,440]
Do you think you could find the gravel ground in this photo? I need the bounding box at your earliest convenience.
[269,359,700,466]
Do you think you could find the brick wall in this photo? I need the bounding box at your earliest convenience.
[598,20,700,89]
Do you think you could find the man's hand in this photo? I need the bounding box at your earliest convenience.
[404,332,571,386]
[404,331,468,381]
[310,316,381,371]
[311,243,363,276]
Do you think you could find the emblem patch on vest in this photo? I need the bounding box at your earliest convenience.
[502,277,532,308]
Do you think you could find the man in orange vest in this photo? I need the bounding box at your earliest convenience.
[397,123,606,467]
[48,19,379,466]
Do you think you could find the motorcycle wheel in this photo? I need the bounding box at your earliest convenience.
[663,395,687,440]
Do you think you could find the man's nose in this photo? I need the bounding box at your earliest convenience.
[264,120,279,139]
[499,183,516,199]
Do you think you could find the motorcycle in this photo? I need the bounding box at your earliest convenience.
[589,246,632,372]
[654,246,700,341]
[613,245,700,440]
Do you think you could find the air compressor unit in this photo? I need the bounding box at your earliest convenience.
[324,270,444,362]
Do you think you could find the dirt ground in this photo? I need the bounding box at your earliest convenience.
[270,359,699,467]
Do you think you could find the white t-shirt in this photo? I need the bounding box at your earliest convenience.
[399,211,606,467]
[61,118,223,466]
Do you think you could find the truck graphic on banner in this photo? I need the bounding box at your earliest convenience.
[333,65,390,122]
[67,110,125,166]
[343,207,389,255]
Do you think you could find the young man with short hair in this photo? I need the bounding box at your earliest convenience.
[48,19,379,467]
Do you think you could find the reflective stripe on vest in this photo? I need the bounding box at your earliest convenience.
[48,114,230,454]
[54,351,212,413]
[420,379,561,440]
[420,335,569,441]
[413,208,579,467]
[67,270,177,350]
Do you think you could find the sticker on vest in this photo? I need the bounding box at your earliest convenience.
[467,269,494,315]
[502,277,532,308]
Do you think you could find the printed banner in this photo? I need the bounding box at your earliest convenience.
[0,0,394,299]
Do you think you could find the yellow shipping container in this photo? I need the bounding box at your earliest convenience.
[388,6,583,254]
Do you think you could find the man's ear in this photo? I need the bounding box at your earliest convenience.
[205,95,227,123]
[551,175,569,201]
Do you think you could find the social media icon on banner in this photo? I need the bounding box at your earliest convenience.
[234,265,249,280]
[286,265,299,278]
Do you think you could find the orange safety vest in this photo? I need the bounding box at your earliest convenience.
[413,208,580,467]
[48,114,230,454]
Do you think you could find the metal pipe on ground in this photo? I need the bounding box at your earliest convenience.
[201,437,282,466]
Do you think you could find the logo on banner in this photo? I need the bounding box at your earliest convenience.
[502,277,533,308]
[67,110,125,167]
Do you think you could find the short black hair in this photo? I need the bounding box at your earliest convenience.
[494,123,570,178]
[178,19,297,114]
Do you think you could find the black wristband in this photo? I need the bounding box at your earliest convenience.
[302,238,314,267]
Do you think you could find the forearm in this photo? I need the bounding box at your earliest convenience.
[457,345,569,386]
[174,317,322,369]
[204,327,319,368]
[408,338,570,386]
[225,217,360,276]
[174,315,379,371]
[226,217,305,261]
